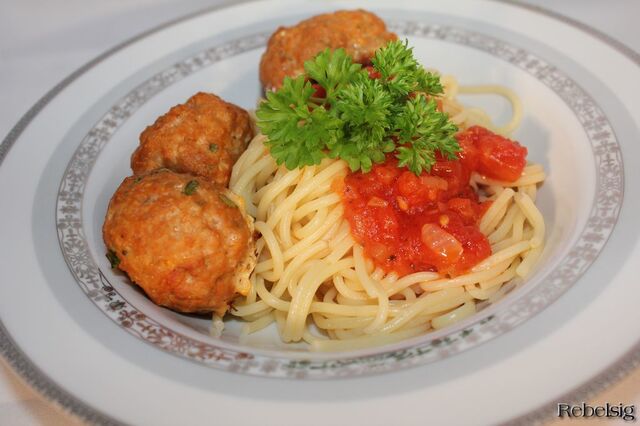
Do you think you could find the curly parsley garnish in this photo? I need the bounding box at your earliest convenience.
[256,40,459,175]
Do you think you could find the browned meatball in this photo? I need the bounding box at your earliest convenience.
[259,9,397,91]
[103,169,256,315]
[131,92,254,187]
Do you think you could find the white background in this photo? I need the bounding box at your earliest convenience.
[1,0,639,424]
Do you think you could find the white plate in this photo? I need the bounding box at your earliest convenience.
[53,0,616,377]
[1,0,640,424]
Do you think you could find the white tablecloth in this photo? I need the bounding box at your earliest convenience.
[2,1,640,424]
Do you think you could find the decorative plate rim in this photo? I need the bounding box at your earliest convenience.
[0,0,636,424]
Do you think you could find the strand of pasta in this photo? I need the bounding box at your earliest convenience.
[282,258,354,342]
[353,245,390,334]
[457,84,523,135]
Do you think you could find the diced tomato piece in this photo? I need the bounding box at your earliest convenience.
[420,175,448,191]
[350,203,399,244]
[455,130,480,172]
[373,162,400,186]
[365,65,381,79]
[345,169,387,199]
[447,198,477,225]
[446,197,493,225]
[456,126,528,182]
[397,171,447,206]
[459,126,527,182]
[458,125,492,142]
[311,83,326,99]
[397,171,426,199]
[431,160,468,197]
[477,136,527,181]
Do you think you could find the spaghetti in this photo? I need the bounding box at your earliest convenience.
[229,75,545,351]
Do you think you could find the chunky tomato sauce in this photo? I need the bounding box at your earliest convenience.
[341,126,528,277]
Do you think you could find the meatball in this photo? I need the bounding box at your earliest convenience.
[131,92,254,187]
[103,169,256,315]
[259,9,397,91]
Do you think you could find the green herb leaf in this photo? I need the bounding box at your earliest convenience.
[371,40,444,100]
[393,96,459,174]
[106,250,120,268]
[209,143,218,152]
[304,48,362,99]
[332,73,393,172]
[183,180,199,195]
[256,39,458,175]
[415,67,444,96]
[257,75,341,168]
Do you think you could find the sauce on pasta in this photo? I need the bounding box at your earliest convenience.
[341,126,527,277]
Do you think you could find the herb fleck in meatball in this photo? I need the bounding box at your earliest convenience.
[103,169,255,315]
[259,9,397,91]
[131,92,254,186]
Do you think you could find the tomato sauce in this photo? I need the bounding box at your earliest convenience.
[340,126,527,277]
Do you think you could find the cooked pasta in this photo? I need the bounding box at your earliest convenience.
[228,75,545,350]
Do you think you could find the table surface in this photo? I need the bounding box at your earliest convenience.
[2,0,640,424]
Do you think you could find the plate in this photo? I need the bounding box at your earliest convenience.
[2,0,640,424]
[57,1,613,376]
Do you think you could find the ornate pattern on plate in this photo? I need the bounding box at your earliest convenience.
[56,23,623,378]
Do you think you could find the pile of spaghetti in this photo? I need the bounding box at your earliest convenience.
[229,41,545,351]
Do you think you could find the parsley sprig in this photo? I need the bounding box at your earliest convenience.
[256,40,459,175]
